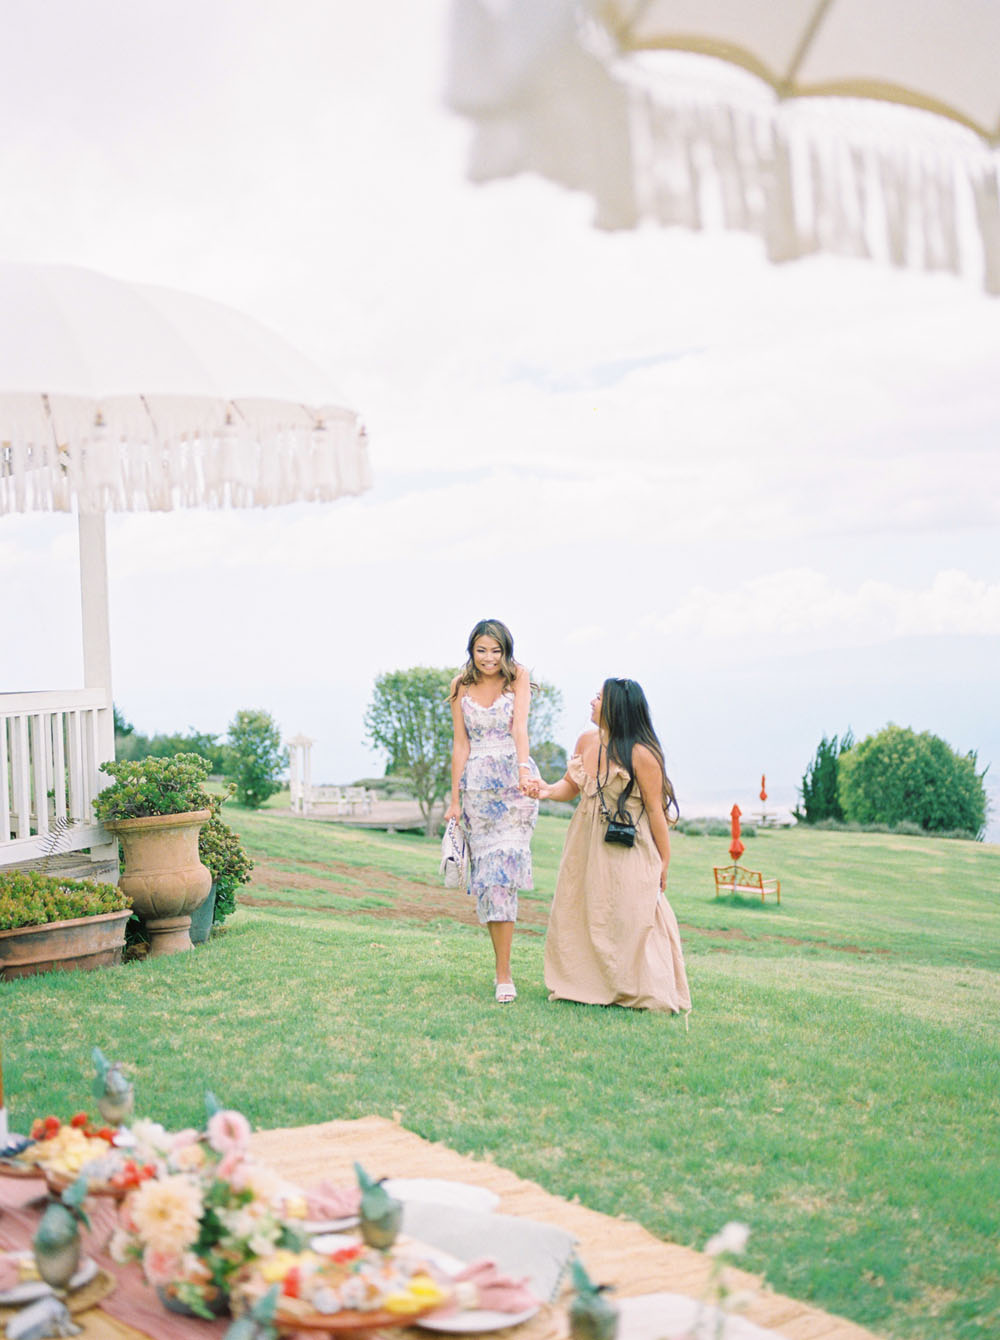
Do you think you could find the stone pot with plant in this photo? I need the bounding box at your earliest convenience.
[94,753,214,957]
[0,870,132,980]
[192,807,254,943]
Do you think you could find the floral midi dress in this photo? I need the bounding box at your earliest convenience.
[460,692,540,924]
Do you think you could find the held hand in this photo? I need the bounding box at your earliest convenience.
[519,776,539,798]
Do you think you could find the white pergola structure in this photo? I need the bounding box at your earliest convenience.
[287,735,316,816]
[1,263,371,869]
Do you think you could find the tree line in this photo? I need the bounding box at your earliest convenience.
[795,724,988,838]
[114,706,286,809]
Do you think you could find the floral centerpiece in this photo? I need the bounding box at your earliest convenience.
[110,1102,306,1319]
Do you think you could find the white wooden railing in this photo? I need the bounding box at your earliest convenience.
[0,689,114,866]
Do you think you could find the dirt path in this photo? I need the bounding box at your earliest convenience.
[242,855,885,952]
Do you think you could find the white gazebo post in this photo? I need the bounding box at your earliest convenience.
[288,735,315,815]
[78,510,118,863]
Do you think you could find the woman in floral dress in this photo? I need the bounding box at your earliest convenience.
[445,619,539,1003]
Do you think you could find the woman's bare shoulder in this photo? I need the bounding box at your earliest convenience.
[632,742,662,771]
[575,728,600,754]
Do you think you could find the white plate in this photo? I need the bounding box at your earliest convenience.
[383,1179,500,1214]
[418,1304,540,1333]
[276,1179,360,1236]
[0,1252,98,1305]
[616,1293,785,1340]
[302,1214,359,1235]
[306,1236,540,1333]
[401,1242,540,1334]
[309,1231,363,1254]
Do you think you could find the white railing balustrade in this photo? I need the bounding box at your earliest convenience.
[0,689,114,866]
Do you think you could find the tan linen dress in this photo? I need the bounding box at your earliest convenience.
[544,755,691,1014]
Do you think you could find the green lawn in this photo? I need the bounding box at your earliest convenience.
[3,809,999,1340]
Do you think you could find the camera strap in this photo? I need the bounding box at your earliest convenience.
[595,744,644,828]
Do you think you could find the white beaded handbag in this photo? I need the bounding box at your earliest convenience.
[439,818,468,889]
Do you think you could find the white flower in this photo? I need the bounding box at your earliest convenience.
[705,1222,750,1257]
[108,1227,135,1264]
[248,1228,281,1256]
[129,1174,203,1257]
[129,1119,169,1158]
[243,1165,280,1201]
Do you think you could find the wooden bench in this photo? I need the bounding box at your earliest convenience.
[713,864,781,904]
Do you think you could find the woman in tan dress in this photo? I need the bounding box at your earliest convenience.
[536,678,690,1015]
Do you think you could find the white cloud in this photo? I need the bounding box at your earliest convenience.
[644,569,1000,649]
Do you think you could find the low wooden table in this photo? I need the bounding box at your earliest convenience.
[1,1117,880,1339]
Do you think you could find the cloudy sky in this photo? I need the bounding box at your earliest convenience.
[2,1,998,834]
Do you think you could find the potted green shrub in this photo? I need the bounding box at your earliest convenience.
[0,870,132,980]
[94,753,214,958]
[189,807,255,943]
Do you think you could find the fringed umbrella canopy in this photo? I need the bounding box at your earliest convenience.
[446,0,1000,292]
[0,263,371,513]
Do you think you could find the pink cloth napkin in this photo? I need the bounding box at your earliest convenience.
[302,1180,361,1220]
[436,1257,540,1315]
[0,1252,23,1290]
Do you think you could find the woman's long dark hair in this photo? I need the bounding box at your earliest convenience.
[599,678,679,824]
[451,619,518,699]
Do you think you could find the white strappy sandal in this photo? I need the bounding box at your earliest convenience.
[495,981,517,1004]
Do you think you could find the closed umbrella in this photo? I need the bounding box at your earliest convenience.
[446,0,1000,292]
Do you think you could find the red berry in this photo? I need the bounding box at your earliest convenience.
[95,1127,115,1143]
[69,1112,89,1128]
[282,1266,301,1299]
[44,1115,61,1136]
[30,1119,46,1139]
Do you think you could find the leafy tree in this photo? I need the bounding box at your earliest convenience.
[113,704,134,738]
[113,706,230,773]
[529,680,567,783]
[364,668,456,836]
[532,740,569,785]
[227,709,287,809]
[795,731,853,823]
[837,723,988,837]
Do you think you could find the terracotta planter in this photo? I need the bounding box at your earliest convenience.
[105,810,212,957]
[0,909,132,981]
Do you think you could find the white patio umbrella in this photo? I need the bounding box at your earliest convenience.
[446,0,1000,292]
[0,263,372,869]
[0,262,371,514]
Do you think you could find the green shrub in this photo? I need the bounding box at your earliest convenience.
[838,724,988,838]
[199,813,254,924]
[94,753,214,822]
[676,818,756,838]
[0,870,130,930]
[795,731,853,823]
[227,709,287,809]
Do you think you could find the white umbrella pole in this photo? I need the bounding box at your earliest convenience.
[79,512,118,860]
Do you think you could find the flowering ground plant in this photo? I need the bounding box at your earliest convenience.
[110,1105,306,1319]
